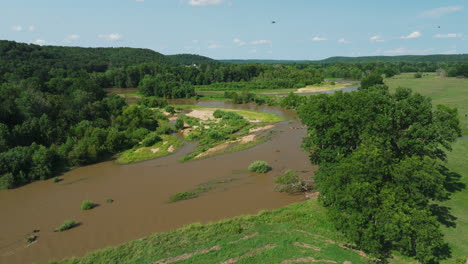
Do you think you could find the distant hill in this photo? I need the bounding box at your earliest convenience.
[0,40,218,74]
[168,54,219,65]
[320,54,468,63]
[222,54,468,64]
[221,59,313,64]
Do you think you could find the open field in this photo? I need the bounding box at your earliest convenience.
[386,73,468,135]
[387,73,468,262]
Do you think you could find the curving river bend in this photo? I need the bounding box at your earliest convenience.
[0,101,314,264]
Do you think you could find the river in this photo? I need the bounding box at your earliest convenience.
[0,101,313,264]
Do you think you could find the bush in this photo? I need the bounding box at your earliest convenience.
[274,170,312,193]
[81,200,95,210]
[105,198,114,203]
[156,123,175,135]
[55,220,78,232]
[175,118,185,130]
[248,160,270,173]
[414,72,423,78]
[142,132,162,147]
[165,105,176,115]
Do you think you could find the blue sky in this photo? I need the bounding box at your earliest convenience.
[1,0,467,60]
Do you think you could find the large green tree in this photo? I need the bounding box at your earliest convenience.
[298,85,462,263]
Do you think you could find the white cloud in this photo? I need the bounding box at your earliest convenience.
[420,6,464,18]
[370,35,384,42]
[28,25,36,32]
[433,33,462,38]
[249,49,257,54]
[188,0,224,6]
[250,39,272,46]
[11,25,23,31]
[98,33,123,41]
[441,49,457,54]
[64,34,80,43]
[34,39,46,45]
[208,44,223,49]
[311,36,327,41]
[135,0,145,2]
[338,38,350,44]
[401,31,422,39]
[233,38,246,46]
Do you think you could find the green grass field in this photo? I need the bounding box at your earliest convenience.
[386,73,468,262]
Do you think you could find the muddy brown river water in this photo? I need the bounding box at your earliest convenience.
[0,100,315,264]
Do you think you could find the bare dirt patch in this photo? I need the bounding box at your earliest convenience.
[186,109,216,121]
[281,257,337,264]
[228,232,259,244]
[151,148,160,153]
[219,244,276,264]
[152,245,221,264]
[292,242,321,251]
[168,145,175,153]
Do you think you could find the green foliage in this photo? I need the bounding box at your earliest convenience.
[175,118,185,130]
[80,200,95,210]
[275,170,312,194]
[105,199,114,203]
[414,72,423,78]
[298,85,462,263]
[142,132,162,147]
[248,160,270,173]
[55,220,78,232]
[164,105,176,114]
[360,73,384,89]
[137,97,168,108]
[156,123,175,135]
[169,192,198,202]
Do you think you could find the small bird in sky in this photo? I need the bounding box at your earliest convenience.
[271,21,277,24]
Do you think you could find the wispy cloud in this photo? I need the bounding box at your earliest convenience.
[370,35,384,42]
[233,38,246,46]
[249,49,257,54]
[28,25,36,32]
[208,44,223,49]
[135,0,145,2]
[433,33,462,38]
[188,0,224,6]
[34,39,46,45]
[311,36,327,41]
[420,6,464,18]
[401,31,422,39]
[11,25,23,31]
[98,33,123,41]
[64,34,80,43]
[338,38,350,44]
[250,39,272,46]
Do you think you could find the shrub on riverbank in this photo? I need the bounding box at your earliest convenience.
[81,200,95,210]
[55,220,78,232]
[275,170,312,193]
[248,160,270,173]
